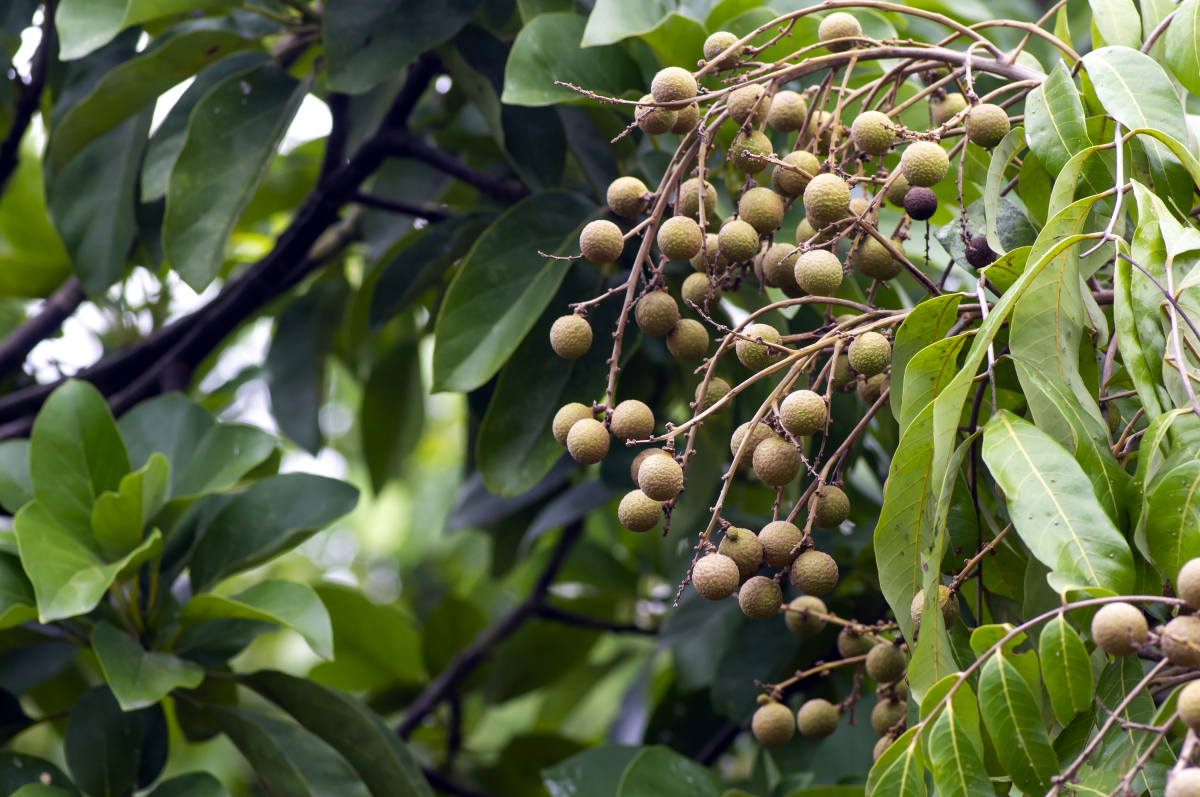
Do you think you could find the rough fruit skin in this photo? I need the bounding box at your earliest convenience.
[903,186,938,220]
[933,92,968,126]
[753,437,802,486]
[637,452,683,501]
[691,233,725,273]
[693,553,741,600]
[752,701,796,747]
[610,399,655,441]
[832,353,857,392]
[651,67,697,103]
[671,102,700,135]
[682,272,720,312]
[910,585,960,629]
[807,110,837,152]
[667,319,709,360]
[696,377,731,414]
[679,178,717,221]
[1179,559,1200,609]
[768,90,807,132]
[1167,769,1200,797]
[965,103,1011,149]
[874,737,894,761]
[848,197,871,220]
[871,700,907,736]
[740,575,783,620]
[797,699,840,738]
[719,219,761,263]
[761,520,804,567]
[810,485,851,528]
[553,403,593,446]
[1091,602,1148,656]
[579,220,624,264]
[730,131,773,173]
[818,12,862,51]
[1161,615,1200,666]
[635,94,676,135]
[794,249,844,297]
[796,218,836,246]
[703,31,743,68]
[762,243,800,290]
[567,419,610,465]
[786,595,828,636]
[719,527,764,578]
[790,549,839,596]
[780,390,826,436]
[736,323,784,371]
[838,627,878,658]
[901,141,950,187]
[739,187,785,234]
[608,177,649,218]
[728,84,773,126]
[1180,682,1200,731]
[658,216,704,261]
[775,150,820,197]
[853,235,902,280]
[858,373,890,406]
[804,174,851,228]
[635,291,681,337]
[884,173,910,207]
[965,236,996,269]
[851,111,895,155]
[550,314,592,359]
[618,489,662,532]
[731,421,777,466]
[848,332,891,377]
[630,448,667,484]
[866,644,907,683]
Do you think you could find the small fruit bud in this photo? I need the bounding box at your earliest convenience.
[1160,615,1200,666]
[803,174,851,229]
[735,323,784,371]
[579,220,624,265]
[838,627,878,658]
[900,141,950,188]
[910,585,960,629]
[793,250,843,297]
[818,12,862,52]
[635,291,680,337]
[637,452,683,501]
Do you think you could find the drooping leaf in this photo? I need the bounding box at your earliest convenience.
[91,453,169,560]
[1146,461,1200,587]
[1087,0,1142,50]
[897,334,969,435]
[0,440,32,514]
[616,745,723,797]
[890,294,961,429]
[502,13,643,106]
[179,580,333,659]
[865,728,925,797]
[1164,0,1200,96]
[927,694,992,797]
[306,584,424,689]
[163,65,308,290]
[1096,656,1173,790]
[983,126,1026,256]
[978,654,1059,795]
[63,688,148,797]
[91,622,204,711]
[361,338,424,493]
[1038,614,1094,726]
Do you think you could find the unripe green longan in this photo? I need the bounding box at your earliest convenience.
[719,219,761,263]
[762,243,800,290]
[775,150,821,197]
[567,418,609,465]
[932,92,968,126]
[694,552,741,600]
[884,173,910,207]
[703,31,743,69]
[818,12,862,52]
[636,94,677,136]
[719,527,764,579]
[610,399,654,441]
[658,216,704,261]
[736,323,783,371]
[730,131,773,174]
[679,178,717,221]
[851,111,895,155]
[790,549,839,596]
[858,373,890,406]
[608,177,649,218]
[810,485,850,528]
[911,585,960,629]
[739,187,785,235]
[671,102,700,135]
[874,736,894,762]
[739,575,783,620]
[1091,602,1148,656]
[794,249,843,297]
[667,318,709,360]
[579,220,624,264]
[753,437,801,486]
[853,235,903,281]
[838,627,878,658]
[848,332,891,377]
[696,377,731,414]
[1167,768,1200,797]
[690,233,725,273]
[637,452,683,501]
[871,700,907,736]
[1179,559,1200,608]
[651,67,697,103]
[797,698,840,738]
[786,595,828,636]
[635,290,680,337]
[761,520,803,567]
[728,84,773,126]
[682,272,720,313]
[866,644,907,683]
[1161,615,1200,666]
[965,103,1011,149]
[804,173,851,228]
[550,314,592,359]
[752,700,795,747]
[768,90,807,132]
[832,352,857,393]
[900,141,950,188]
[553,403,593,445]
[797,218,836,246]
[731,421,777,467]
[780,390,827,436]
[618,489,662,532]
[630,448,668,484]
[1179,681,1200,731]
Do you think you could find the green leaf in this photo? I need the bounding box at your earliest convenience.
[0,439,32,514]
[53,0,230,60]
[897,334,969,436]
[0,755,77,796]
[1115,235,1169,419]
[978,654,1059,795]
[91,453,169,560]
[323,0,482,95]
[30,379,130,530]
[581,0,670,45]
[981,411,1135,594]
[118,392,277,500]
[92,622,204,710]
[188,473,359,591]
[982,247,1030,295]
[361,339,424,493]
[48,29,258,174]
[307,585,424,689]
[423,594,488,676]
[431,191,595,392]
[11,787,75,797]
[1164,0,1200,96]
[866,728,925,797]
[927,695,992,797]
[541,746,641,797]
[983,126,1026,256]
[502,13,642,106]
[163,65,308,290]
[891,294,961,430]
[0,138,72,297]
[1024,61,1088,176]
[1096,656,1173,788]
[242,670,436,797]
[1146,461,1200,586]
[0,552,37,630]
[1088,0,1142,50]
[146,773,229,797]
[63,687,146,797]
[616,745,722,797]
[1038,614,1094,726]
[14,500,161,622]
[179,580,333,659]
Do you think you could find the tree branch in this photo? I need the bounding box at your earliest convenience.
[421,768,498,797]
[0,277,84,383]
[533,604,656,635]
[0,0,54,196]
[386,131,530,203]
[352,192,456,221]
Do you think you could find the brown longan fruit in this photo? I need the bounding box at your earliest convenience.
[1091,602,1148,657]
[790,549,839,596]
[797,698,840,738]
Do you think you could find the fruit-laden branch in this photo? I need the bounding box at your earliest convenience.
[0,0,54,198]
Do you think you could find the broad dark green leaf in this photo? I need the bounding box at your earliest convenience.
[0,439,32,514]
[616,745,722,797]
[422,594,487,677]
[64,688,144,797]
[897,334,968,435]
[91,453,168,560]
[978,654,1058,795]
[48,28,257,174]
[179,580,333,659]
[431,191,594,392]
[164,65,308,290]
[361,339,423,493]
[146,773,229,797]
[1146,461,1200,586]
[1088,0,1141,49]
[1038,614,1093,726]
[928,697,992,797]
[1164,0,1200,96]
[983,126,1026,256]
[92,622,203,710]
[118,392,276,500]
[982,247,1030,295]
[0,552,36,630]
[981,411,1134,594]
[188,473,359,591]
[542,746,641,797]
[54,0,230,59]
[141,50,271,201]
[0,755,76,796]
[242,670,435,797]
[502,13,642,106]
[891,294,961,429]
[306,585,423,688]
[324,0,482,95]
[0,139,72,297]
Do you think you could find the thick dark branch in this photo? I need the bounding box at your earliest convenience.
[0,0,53,196]
[387,131,530,203]
[352,192,456,221]
[421,769,498,797]
[533,604,656,635]
[395,522,584,738]
[0,278,84,382]
[694,721,744,766]
[319,92,351,187]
